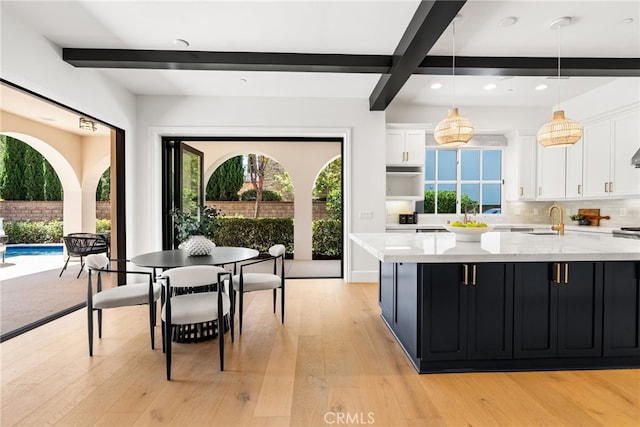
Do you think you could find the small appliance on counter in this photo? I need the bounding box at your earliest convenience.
[398,212,418,224]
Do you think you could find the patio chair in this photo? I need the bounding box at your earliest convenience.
[86,254,162,356]
[59,233,110,278]
[232,244,286,334]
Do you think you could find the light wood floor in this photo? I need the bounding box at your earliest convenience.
[1,279,638,426]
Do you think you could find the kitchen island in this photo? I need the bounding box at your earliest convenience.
[350,231,640,373]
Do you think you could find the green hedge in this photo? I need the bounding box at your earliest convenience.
[216,217,294,255]
[3,220,63,244]
[312,219,342,258]
[3,219,111,244]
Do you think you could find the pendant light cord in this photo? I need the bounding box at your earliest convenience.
[452,19,456,109]
[556,24,561,108]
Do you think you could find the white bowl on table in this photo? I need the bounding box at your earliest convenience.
[444,224,494,242]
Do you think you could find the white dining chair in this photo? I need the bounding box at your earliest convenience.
[159,265,233,380]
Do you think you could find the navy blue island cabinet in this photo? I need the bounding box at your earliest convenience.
[378,261,640,374]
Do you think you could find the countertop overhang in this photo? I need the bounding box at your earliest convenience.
[350,231,640,263]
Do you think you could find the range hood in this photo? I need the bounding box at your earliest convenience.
[633,148,640,168]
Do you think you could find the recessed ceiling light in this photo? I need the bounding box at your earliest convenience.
[536,84,549,91]
[497,76,514,81]
[174,38,190,48]
[430,83,443,90]
[498,16,518,27]
[550,17,573,30]
[484,83,497,90]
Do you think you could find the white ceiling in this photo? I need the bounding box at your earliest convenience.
[1,0,639,131]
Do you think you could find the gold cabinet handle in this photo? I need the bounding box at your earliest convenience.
[472,264,477,286]
[564,263,569,284]
[578,184,581,195]
[463,264,469,285]
[520,186,524,196]
[605,182,609,193]
[553,263,561,284]
[609,181,613,193]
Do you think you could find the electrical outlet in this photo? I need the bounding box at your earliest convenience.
[620,208,627,217]
[359,211,373,220]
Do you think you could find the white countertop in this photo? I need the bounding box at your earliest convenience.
[351,231,640,263]
[386,223,616,235]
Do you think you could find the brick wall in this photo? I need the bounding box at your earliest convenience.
[208,201,329,219]
[0,201,112,222]
[0,200,328,222]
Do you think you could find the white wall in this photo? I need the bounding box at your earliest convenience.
[135,95,386,281]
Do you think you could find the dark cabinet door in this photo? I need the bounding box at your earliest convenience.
[379,262,394,325]
[395,263,419,357]
[557,262,603,357]
[467,263,514,360]
[514,263,558,358]
[421,263,467,361]
[514,262,603,359]
[603,262,640,356]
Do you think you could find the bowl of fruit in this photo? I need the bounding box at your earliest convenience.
[444,221,494,241]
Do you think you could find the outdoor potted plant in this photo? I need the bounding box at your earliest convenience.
[169,205,221,256]
[570,213,591,226]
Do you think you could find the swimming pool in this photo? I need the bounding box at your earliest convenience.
[4,244,64,258]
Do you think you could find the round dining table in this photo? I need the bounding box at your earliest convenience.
[131,246,259,343]
[130,246,259,270]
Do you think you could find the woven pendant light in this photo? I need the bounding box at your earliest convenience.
[537,17,582,148]
[537,110,583,147]
[434,18,474,147]
[434,108,474,147]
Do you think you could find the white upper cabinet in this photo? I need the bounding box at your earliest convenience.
[386,130,425,166]
[565,136,584,199]
[583,108,640,198]
[505,132,537,200]
[611,110,640,196]
[537,145,566,200]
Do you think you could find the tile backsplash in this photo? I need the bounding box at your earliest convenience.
[387,198,640,228]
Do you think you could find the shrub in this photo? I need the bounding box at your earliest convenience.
[312,219,342,259]
[3,220,63,244]
[424,190,478,214]
[216,217,293,255]
[240,189,282,201]
[326,188,342,220]
[96,219,111,233]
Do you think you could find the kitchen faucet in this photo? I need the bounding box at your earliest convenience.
[549,204,565,235]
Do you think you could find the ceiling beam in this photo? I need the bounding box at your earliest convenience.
[368,0,466,111]
[62,49,391,73]
[417,56,640,77]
